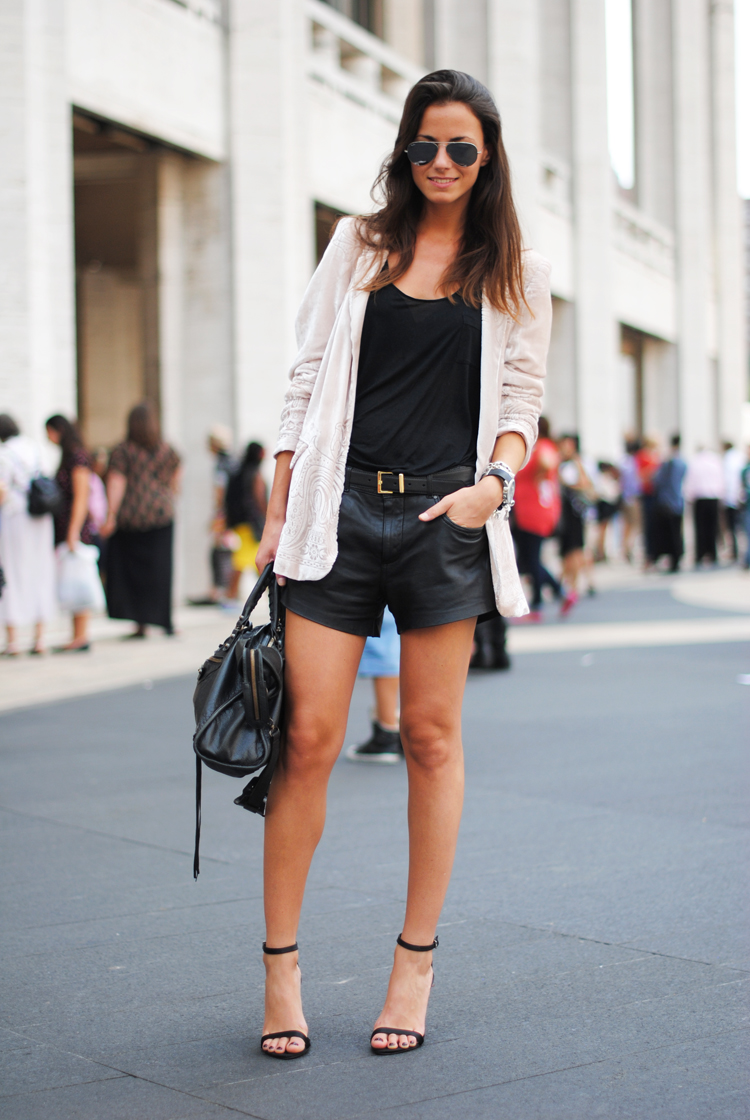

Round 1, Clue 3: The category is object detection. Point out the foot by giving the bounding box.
[559,590,578,617]
[261,950,308,1057]
[371,943,434,1052]
[345,721,403,764]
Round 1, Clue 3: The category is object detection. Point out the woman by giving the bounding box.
[255,70,551,1058]
[224,441,267,603]
[46,414,96,651]
[557,433,595,614]
[0,415,56,655]
[512,415,562,620]
[102,403,181,638]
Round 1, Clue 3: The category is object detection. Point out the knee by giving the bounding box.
[283,719,339,779]
[400,714,458,772]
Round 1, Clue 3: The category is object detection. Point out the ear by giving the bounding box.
[480,147,491,167]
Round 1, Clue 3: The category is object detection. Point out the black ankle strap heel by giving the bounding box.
[396,934,438,952]
[370,933,438,1055]
[260,941,311,1060]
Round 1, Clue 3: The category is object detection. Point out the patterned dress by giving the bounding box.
[105,441,181,630]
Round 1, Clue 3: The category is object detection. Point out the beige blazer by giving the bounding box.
[273,217,552,617]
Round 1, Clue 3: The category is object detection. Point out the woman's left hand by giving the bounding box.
[418,475,504,529]
[66,532,80,552]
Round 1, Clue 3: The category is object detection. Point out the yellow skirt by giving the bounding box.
[231,524,260,572]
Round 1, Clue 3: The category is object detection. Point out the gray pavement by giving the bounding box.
[1,584,749,1119]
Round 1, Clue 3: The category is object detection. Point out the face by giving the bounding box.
[46,425,60,446]
[409,101,489,206]
[559,437,575,459]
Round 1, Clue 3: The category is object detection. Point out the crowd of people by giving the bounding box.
[508,421,750,622]
[2,402,748,655]
[0,404,181,656]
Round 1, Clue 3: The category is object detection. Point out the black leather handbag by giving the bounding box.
[192,563,284,878]
[27,475,62,517]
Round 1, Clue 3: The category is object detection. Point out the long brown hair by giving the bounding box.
[127,402,161,451]
[354,70,526,317]
[46,414,86,469]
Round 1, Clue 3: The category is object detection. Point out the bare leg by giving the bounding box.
[262,610,365,1055]
[373,675,400,728]
[4,625,19,655]
[32,621,45,653]
[227,569,242,601]
[371,617,474,1051]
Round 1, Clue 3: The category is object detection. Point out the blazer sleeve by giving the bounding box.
[275,217,362,456]
[496,253,553,469]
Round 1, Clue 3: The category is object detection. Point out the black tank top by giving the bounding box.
[347,283,481,476]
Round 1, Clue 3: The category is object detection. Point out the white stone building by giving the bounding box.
[2,0,746,595]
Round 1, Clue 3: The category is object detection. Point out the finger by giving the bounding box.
[418,498,450,522]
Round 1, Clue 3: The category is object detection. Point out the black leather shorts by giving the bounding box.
[282,472,497,636]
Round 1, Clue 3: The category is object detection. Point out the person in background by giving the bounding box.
[635,437,661,567]
[557,433,595,615]
[101,403,181,638]
[592,462,621,563]
[225,442,267,604]
[188,424,236,606]
[740,450,750,570]
[0,415,56,656]
[684,446,724,567]
[651,434,687,572]
[511,415,561,622]
[619,438,642,563]
[721,440,744,563]
[45,414,96,652]
[346,607,403,763]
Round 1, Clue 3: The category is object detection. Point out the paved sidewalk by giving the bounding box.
[0,575,748,1118]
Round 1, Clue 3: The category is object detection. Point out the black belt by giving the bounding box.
[345,466,475,496]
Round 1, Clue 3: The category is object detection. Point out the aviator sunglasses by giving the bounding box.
[405,140,480,167]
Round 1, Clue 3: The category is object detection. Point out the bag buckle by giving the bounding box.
[377,470,405,494]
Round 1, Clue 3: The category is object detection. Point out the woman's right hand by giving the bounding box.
[256,516,286,584]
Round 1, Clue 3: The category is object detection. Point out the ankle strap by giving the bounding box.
[397,934,439,952]
[262,942,298,955]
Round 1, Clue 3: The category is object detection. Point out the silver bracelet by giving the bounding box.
[482,461,516,517]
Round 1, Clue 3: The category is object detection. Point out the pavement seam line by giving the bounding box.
[467,914,750,973]
[341,1024,750,1119]
[0,802,231,866]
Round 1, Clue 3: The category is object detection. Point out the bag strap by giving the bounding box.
[239,562,275,623]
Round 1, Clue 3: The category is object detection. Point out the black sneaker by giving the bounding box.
[345,721,404,764]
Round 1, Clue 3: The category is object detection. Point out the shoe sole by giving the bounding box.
[344,746,403,764]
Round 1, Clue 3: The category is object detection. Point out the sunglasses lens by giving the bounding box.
[446,143,478,166]
[406,142,438,165]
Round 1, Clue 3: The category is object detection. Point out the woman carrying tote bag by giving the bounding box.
[255,70,552,1058]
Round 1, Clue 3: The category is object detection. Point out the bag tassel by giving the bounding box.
[193,755,202,880]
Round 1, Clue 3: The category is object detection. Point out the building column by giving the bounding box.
[671,0,714,452]
[0,0,76,440]
[228,0,312,451]
[710,0,747,444]
[570,0,619,458]
[486,0,541,243]
[632,0,675,228]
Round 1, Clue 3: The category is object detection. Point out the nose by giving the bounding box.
[432,144,453,171]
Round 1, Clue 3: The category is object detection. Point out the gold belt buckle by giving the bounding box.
[377,471,405,494]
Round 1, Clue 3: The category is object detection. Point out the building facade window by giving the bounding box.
[320,0,383,39]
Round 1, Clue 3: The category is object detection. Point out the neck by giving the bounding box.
[419,194,470,241]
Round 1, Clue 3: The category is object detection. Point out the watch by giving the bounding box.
[483,460,516,517]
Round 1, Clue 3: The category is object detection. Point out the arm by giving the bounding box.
[67,466,91,549]
[496,256,553,469]
[100,470,127,538]
[421,258,552,529]
[255,452,292,582]
[275,218,362,456]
